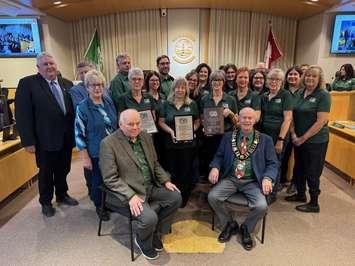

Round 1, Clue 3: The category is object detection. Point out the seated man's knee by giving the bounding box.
[208,190,219,205]
[140,208,158,228]
[171,190,182,207]
[252,199,268,213]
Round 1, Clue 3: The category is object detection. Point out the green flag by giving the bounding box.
[84,29,103,71]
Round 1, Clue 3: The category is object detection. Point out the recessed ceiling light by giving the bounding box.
[309,0,319,2]
[53,1,62,5]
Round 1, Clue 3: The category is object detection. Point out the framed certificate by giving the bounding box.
[203,107,224,135]
[139,110,157,134]
[174,115,194,142]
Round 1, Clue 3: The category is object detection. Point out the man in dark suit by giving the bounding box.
[15,52,78,217]
[99,109,182,260]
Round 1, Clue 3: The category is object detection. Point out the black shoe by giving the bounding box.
[134,236,159,260]
[153,235,164,252]
[56,195,79,206]
[240,224,253,251]
[295,203,320,213]
[285,194,307,203]
[96,207,110,221]
[42,204,55,217]
[277,183,287,192]
[286,183,296,194]
[218,221,239,243]
[267,195,277,205]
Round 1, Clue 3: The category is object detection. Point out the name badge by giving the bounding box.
[275,98,281,104]
[184,107,191,112]
[144,98,151,104]
[222,103,229,108]
[309,97,316,103]
[245,99,251,104]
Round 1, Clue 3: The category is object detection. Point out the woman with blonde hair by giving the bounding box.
[159,78,200,207]
[285,66,331,213]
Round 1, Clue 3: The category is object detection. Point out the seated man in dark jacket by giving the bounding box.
[208,107,279,251]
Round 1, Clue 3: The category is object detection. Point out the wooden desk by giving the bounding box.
[326,121,355,183]
[0,136,38,202]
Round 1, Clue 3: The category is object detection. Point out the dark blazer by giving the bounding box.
[15,73,75,151]
[210,130,279,186]
[99,130,170,201]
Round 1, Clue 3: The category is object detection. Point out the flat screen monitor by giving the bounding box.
[330,14,355,54]
[0,18,42,57]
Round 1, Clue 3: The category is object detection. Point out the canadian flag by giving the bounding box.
[264,27,283,69]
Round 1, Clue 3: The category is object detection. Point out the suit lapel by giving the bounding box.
[117,130,140,167]
[37,73,64,114]
[57,77,71,112]
[141,133,155,174]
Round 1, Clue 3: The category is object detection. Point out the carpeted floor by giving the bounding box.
[0,158,355,265]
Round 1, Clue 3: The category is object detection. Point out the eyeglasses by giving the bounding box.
[149,79,160,83]
[253,76,264,80]
[89,83,104,88]
[212,79,224,82]
[267,78,282,82]
[188,79,198,83]
[132,77,143,82]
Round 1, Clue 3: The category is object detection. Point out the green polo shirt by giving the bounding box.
[331,78,355,91]
[110,72,131,108]
[117,91,156,113]
[160,100,199,148]
[151,93,167,119]
[260,89,293,143]
[160,74,174,97]
[200,92,237,132]
[128,136,152,186]
[293,88,331,144]
[229,131,255,186]
[229,89,260,112]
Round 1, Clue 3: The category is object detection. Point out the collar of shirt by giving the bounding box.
[46,78,59,86]
[238,130,254,143]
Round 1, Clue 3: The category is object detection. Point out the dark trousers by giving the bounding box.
[35,144,72,205]
[166,147,196,204]
[90,157,103,208]
[199,134,223,179]
[294,142,328,202]
[84,167,92,195]
[280,140,296,184]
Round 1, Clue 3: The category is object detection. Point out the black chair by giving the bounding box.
[211,192,267,244]
[97,186,160,262]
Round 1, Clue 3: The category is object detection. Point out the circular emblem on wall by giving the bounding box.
[173,36,195,64]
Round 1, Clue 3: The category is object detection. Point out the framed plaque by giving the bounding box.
[203,107,224,135]
[174,115,194,142]
[139,110,157,134]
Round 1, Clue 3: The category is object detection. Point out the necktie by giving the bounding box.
[49,80,66,114]
[235,136,248,179]
[240,136,248,155]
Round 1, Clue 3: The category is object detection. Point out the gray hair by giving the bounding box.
[128,67,144,81]
[84,69,106,88]
[209,70,225,83]
[77,61,95,69]
[116,53,130,65]
[267,68,285,82]
[36,51,54,65]
[167,77,192,105]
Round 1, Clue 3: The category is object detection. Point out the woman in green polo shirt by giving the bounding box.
[259,68,293,202]
[330,64,355,91]
[281,66,303,194]
[285,66,331,213]
[199,70,238,180]
[159,77,200,207]
[229,67,261,121]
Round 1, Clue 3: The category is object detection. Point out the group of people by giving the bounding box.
[14,51,336,260]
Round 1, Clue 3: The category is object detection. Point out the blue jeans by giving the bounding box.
[90,157,103,208]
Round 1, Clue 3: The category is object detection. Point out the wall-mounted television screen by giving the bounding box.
[0,18,41,57]
[331,14,355,54]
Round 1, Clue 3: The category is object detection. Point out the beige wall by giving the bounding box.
[0,16,74,88]
[295,12,355,83]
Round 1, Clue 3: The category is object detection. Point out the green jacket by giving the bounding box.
[99,130,170,202]
[110,72,131,108]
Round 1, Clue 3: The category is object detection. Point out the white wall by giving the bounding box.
[0,16,74,88]
[295,12,355,83]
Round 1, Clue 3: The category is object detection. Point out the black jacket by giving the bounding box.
[15,73,75,151]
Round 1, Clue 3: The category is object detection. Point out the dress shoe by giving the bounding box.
[286,183,296,194]
[218,221,239,243]
[42,204,55,217]
[295,203,320,213]
[135,236,159,260]
[56,195,79,206]
[96,207,110,221]
[153,235,164,252]
[240,224,253,251]
[285,194,307,203]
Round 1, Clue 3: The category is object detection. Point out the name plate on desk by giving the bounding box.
[203,107,224,135]
[139,110,157,134]
[174,115,194,142]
